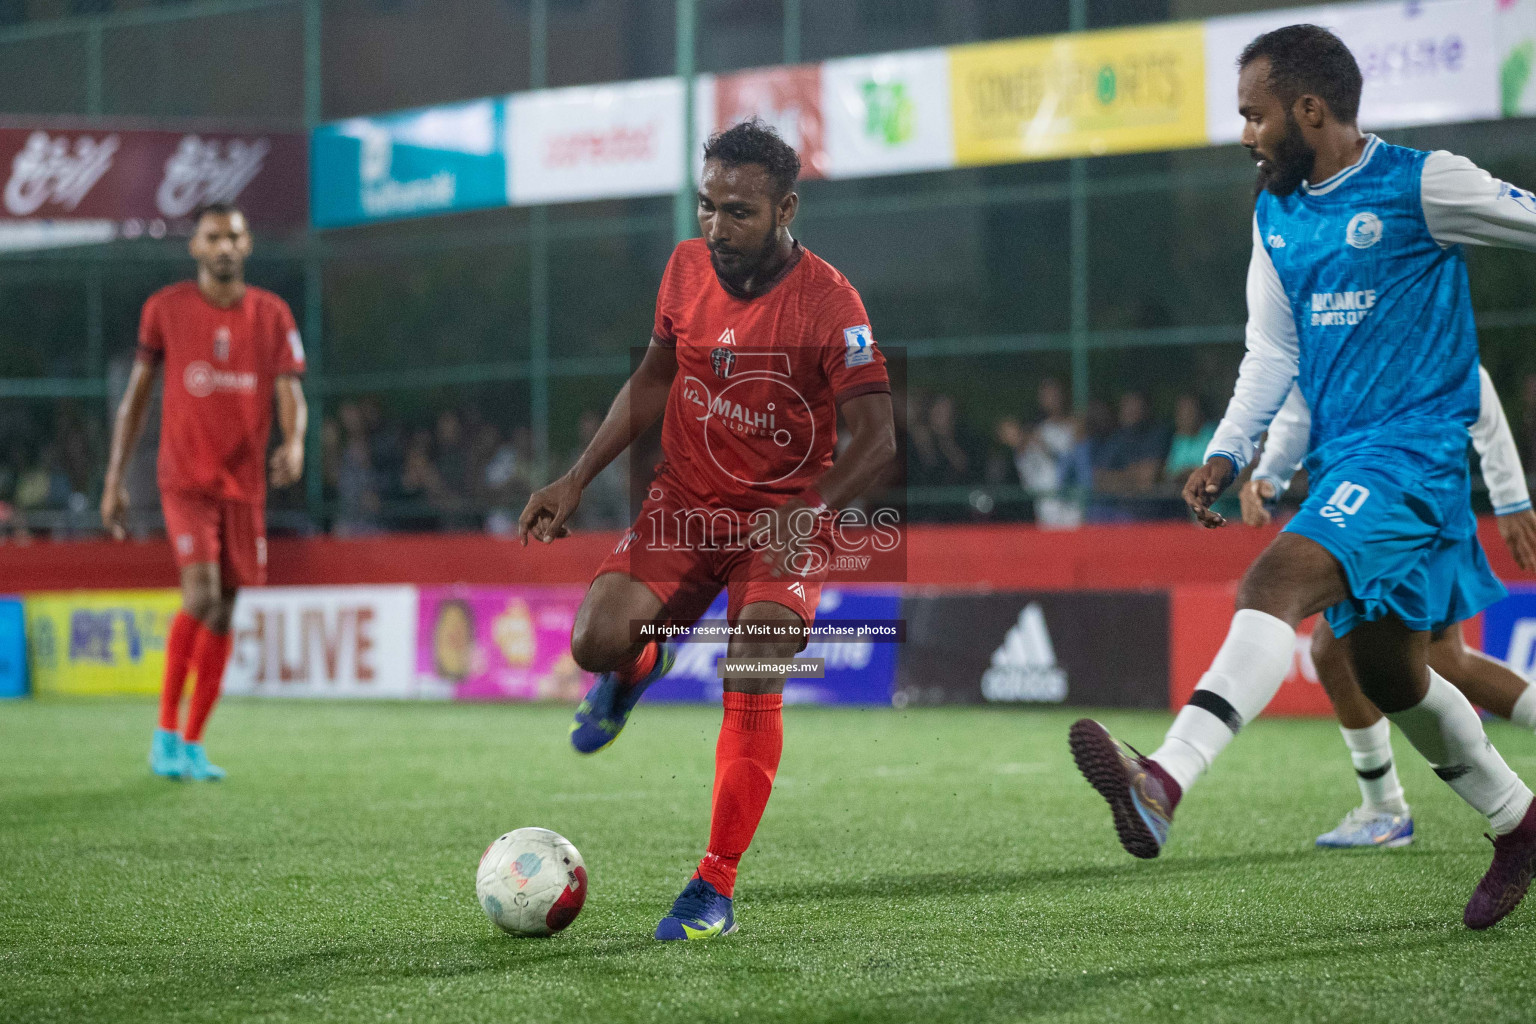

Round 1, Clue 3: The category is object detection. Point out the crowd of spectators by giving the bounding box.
[13,367,1536,539]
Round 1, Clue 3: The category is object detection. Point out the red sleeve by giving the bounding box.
[272,299,307,376]
[816,285,889,403]
[136,295,165,364]
[652,247,682,347]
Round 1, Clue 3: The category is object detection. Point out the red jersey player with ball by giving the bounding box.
[519,121,897,940]
[102,203,308,781]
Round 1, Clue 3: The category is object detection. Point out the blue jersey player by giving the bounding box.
[1068,24,1536,930]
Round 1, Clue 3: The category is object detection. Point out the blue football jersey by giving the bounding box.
[1255,136,1480,487]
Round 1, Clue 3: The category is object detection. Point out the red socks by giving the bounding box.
[615,641,658,686]
[694,692,784,898]
[182,627,233,744]
[158,612,201,731]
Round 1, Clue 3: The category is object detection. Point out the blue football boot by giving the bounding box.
[149,728,185,779]
[1315,806,1414,849]
[180,741,226,781]
[570,641,674,755]
[654,877,736,941]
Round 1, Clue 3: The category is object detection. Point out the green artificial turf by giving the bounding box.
[3,698,1536,1023]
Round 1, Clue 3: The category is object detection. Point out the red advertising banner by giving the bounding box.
[711,65,828,179]
[0,124,307,234]
[1169,583,1485,718]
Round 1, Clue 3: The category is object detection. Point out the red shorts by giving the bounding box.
[593,485,829,635]
[161,489,267,588]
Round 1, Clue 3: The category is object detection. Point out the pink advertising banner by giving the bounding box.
[0,123,308,233]
[416,585,593,702]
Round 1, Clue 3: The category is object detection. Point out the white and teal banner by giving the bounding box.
[311,98,509,228]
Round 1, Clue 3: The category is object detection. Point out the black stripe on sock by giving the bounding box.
[1356,761,1392,781]
[1433,764,1472,782]
[1188,689,1243,734]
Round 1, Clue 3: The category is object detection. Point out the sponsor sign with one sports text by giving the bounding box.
[1203,0,1498,144]
[0,125,306,233]
[948,21,1207,165]
[224,586,419,698]
[895,591,1168,707]
[415,585,592,701]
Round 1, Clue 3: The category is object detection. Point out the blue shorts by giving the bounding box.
[1285,460,1505,638]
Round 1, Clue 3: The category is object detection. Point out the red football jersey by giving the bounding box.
[653,239,889,510]
[137,282,306,504]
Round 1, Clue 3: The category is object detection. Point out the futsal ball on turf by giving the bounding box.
[475,827,588,936]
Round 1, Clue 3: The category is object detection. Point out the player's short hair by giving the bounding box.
[192,202,246,229]
[1238,24,1362,124]
[702,118,801,199]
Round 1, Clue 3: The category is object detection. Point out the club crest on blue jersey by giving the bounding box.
[710,347,736,379]
[844,324,874,368]
[1346,211,1383,249]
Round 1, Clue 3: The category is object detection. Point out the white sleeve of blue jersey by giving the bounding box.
[1204,216,1300,474]
[1471,364,1532,515]
[1422,151,1536,251]
[1252,384,1311,494]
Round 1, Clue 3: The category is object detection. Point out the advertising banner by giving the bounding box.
[948,21,1207,165]
[645,586,901,705]
[822,48,954,178]
[894,590,1168,708]
[0,598,24,697]
[1169,584,1338,716]
[311,98,508,228]
[25,589,180,696]
[224,586,419,698]
[507,77,685,205]
[696,64,828,179]
[1479,584,1536,674]
[416,585,591,701]
[1204,0,1498,144]
[0,124,307,233]
[1499,0,1536,117]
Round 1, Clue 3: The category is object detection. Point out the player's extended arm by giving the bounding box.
[270,374,307,489]
[518,338,679,545]
[806,391,897,510]
[1186,217,1300,528]
[100,358,161,540]
[1469,364,1536,572]
[1421,152,1536,252]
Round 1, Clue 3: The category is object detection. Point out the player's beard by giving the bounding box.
[708,228,779,291]
[1251,112,1314,198]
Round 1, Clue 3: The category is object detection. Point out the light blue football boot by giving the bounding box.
[1315,806,1414,849]
[149,728,185,779]
[654,877,736,941]
[569,641,675,754]
[180,741,227,781]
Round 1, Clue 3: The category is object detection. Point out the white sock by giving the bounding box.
[1511,682,1536,731]
[1151,609,1296,793]
[1339,719,1407,815]
[1387,669,1534,835]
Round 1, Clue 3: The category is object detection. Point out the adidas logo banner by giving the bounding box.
[893,592,1169,709]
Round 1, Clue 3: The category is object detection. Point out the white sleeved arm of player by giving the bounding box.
[1250,367,1532,513]
[1471,365,1532,515]
[1251,384,1310,494]
[1422,151,1536,251]
[1203,216,1300,474]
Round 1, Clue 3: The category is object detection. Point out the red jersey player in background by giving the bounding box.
[519,120,897,940]
[102,203,307,781]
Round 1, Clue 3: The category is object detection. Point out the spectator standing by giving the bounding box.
[1089,391,1170,522]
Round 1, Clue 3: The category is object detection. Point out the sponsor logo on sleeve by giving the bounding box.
[843,324,874,368]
